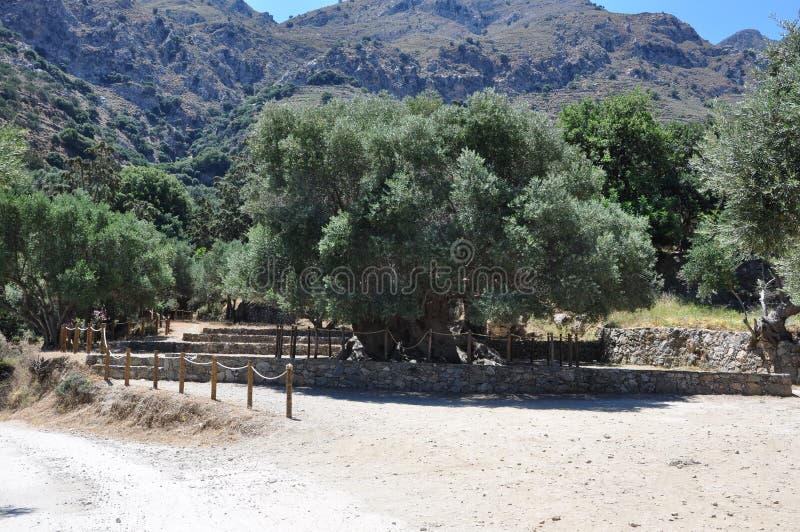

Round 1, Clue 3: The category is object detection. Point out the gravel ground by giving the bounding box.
[2,379,800,531]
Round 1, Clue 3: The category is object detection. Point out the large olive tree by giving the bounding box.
[246,91,657,360]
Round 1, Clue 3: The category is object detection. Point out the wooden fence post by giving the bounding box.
[247,361,253,409]
[179,352,185,394]
[467,332,473,364]
[328,329,332,358]
[290,325,296,359]
[307,326,311,359]
[86,327,93,355]
[211,356,218,400]
[73,327,80,354]
[101,324,108,353]
[165,317,170,336]
[104,348,110,381]
[314,328,319,359]
[574,335,580,368]
[275,324,282,358]
[427,330,433,362]
[506,333,512,362]
[59,325,66,352]
[567,334,573,367]
[153,351,160,389]
[125,348,131,387]
[384,330,389,360]
[559,334,563,367]
[285,364,293,419]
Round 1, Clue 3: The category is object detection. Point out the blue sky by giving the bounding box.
[245,0,798,43]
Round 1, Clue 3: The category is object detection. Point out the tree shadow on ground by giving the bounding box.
[0,506,34,518]
[293,388,688,413]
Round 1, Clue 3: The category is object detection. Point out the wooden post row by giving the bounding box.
[286,364,293,419]
[247,361,253,410]
[179,353,186,394]
[125,348,131,387]
[211,356,218,400]
[153,351,159,390]
[59,325,67,352]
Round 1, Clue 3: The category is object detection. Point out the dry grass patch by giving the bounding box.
[0,338,277,445]
[605,295,748,331]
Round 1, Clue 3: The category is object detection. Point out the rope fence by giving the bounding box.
[60,311,178,353]
[98,345,295,418]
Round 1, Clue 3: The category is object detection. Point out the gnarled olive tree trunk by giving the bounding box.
[353,294,461,363]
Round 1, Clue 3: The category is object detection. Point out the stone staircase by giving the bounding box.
[88,325,344,381]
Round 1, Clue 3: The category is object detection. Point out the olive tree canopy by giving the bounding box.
[246,91,657,360]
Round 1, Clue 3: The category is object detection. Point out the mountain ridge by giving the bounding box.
[0,0,764,168]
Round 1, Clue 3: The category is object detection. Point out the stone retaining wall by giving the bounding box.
[603,327,800,383]
[91,355,793,397]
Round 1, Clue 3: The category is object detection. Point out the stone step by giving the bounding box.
[89,352,331,367]
[202,327,350,337]
[119,340,342,357]
[183,332,346,344]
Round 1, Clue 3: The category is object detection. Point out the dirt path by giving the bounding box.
[3,381,800,531]
[0,422,403,531]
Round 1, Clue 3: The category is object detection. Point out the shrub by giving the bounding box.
[55,372,97,408]
[307,69,354,86]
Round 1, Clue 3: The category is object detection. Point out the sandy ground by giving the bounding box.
[2,381,800,531]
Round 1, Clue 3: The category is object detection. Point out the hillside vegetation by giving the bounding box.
[0,0,766,166]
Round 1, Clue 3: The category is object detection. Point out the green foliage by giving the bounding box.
[307,69,355,86]
[246,91,657,330]
[54,372,96,408]
[117,166,192,238]
[0,190,176,346]
[560,89,710,249]
[65,142,121,203]
[191,147,231,184]
[684,21,800,299]
[0,127,29,191]
[679,219,740,301]
[56,127,94,157]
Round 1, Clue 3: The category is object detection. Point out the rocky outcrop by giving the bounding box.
[719,30,773,52]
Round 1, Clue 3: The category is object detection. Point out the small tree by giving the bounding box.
[560,90,710,250]
[0,191,175,346]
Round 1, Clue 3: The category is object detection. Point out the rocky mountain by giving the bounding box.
[0,0,764,168]
[719,29,773,52]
